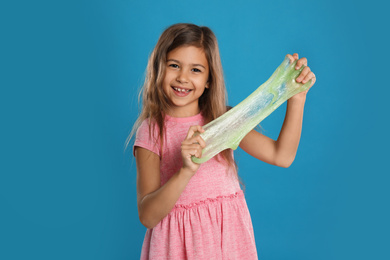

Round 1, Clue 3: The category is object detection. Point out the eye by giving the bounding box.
[192,68,202,73]
[169,64,179,68]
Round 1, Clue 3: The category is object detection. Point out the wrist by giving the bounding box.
[288,93,307,104]
[179,166,197,179]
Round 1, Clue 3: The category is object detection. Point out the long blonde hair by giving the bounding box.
[125,23,244,189]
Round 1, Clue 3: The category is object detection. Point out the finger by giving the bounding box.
[285,54,295,63]
[188,149,199,158]
[194,147,202,158]
[191,135,206,148]
[310,76,316,87]
[308,73,316,86]
[296,66,311,82]
[293,53,299,60]
[184,150,198,159]
[302,71,315,84]
[181,143,201,151]
[185,125,204,139]
[182,144,203,158]
[197,125,205,133]
[181,136,206,149]
[185,126,197,139]
[295,57,307,70]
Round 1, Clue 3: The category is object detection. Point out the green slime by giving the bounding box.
[191,57,312,164]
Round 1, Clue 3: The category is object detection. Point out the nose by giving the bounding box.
[176,70,189,84]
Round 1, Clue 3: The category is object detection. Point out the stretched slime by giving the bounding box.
[191,57,312,164]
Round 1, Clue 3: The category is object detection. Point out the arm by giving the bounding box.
[239,53,316,168]
[135,125,205,229]
[135,147,194,229]
[239,96,305,168]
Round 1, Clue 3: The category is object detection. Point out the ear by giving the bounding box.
[205,82,209,89]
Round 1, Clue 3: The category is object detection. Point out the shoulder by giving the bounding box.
[136,118,160,137]
[133,118,161,157]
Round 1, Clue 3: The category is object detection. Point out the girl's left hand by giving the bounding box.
[286,53,316,100]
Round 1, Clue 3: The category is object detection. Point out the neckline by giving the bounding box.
[164,112,203,122]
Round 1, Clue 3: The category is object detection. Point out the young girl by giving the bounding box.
[128,23,316,259]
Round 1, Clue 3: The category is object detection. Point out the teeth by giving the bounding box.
[173,87,190,93]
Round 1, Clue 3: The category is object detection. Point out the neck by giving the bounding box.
[166,108,200,118]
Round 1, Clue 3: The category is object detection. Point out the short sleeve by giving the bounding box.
[133,119,161,157]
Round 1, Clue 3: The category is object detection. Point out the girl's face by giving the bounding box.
[162,45,209,117]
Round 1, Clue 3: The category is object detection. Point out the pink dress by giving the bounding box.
[134,113,258,259]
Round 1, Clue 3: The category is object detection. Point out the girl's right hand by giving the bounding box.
[181,125,206,176]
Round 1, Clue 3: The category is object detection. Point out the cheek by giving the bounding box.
[162,74,171,87]
[163,71,175,84]
[198,76,209,86]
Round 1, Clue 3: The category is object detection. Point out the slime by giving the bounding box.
[191,57,312,164]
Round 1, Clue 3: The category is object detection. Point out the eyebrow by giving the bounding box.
[166,59,206,69]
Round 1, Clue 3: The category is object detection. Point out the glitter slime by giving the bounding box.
[191,57,312,164]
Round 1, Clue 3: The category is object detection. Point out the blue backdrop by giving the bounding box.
[1,0,389,259]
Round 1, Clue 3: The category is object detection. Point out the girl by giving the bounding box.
[128,23,316,259]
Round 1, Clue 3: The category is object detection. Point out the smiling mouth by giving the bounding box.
[172,86,192,93]
[171,86,192,97]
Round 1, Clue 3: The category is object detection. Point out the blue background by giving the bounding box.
[1,0,389,259]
